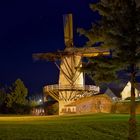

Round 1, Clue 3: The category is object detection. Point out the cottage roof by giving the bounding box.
[104,88,117,98]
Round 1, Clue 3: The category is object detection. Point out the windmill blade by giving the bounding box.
[63,14,73,48]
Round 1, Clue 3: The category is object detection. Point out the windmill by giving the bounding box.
[33,14,109,115]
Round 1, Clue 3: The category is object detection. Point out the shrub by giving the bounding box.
[45,102,58,115]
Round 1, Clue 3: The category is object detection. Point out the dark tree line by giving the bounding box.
[0,79,33,114]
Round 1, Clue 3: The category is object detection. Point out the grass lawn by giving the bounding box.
[0,113,140,140]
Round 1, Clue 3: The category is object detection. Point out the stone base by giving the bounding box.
[59,100,76,115]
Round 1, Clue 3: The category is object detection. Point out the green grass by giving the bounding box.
[0,114,140,140]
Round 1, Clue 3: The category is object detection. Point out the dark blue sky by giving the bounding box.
[0,0,99,94]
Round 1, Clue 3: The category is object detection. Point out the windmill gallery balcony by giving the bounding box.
[44,84,100,101]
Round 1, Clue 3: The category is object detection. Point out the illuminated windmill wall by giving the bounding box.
[33,14,109,115]
[59,14,84,103]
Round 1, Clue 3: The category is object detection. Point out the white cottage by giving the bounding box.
[121,81,140,100]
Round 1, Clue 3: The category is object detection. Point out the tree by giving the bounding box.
[6,79,28,114]
[0,88,7,113]
[0,88,6,106]
[78,0,140,139]
[45,102,58,115]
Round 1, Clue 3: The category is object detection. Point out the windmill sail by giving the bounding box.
[63,14,73,48]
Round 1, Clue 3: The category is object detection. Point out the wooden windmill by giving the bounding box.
[33,14,109,115]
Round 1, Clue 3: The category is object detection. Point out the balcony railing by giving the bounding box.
[44,84,99,92]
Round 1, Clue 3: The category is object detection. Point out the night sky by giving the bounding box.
[0,0,99,94]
